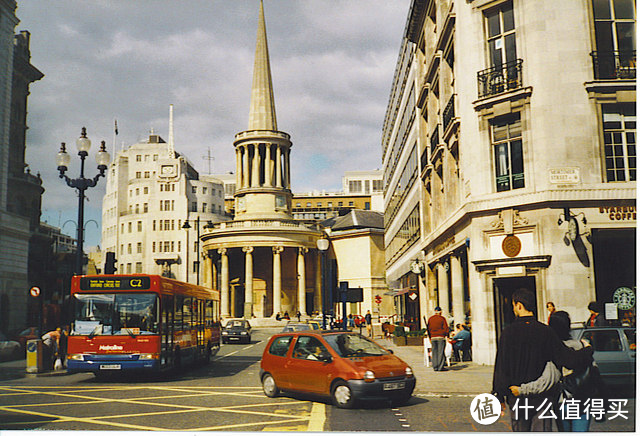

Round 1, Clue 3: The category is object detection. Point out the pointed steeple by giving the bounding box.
[248,0,278,131]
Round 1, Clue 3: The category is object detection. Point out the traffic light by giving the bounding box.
[105,251,117,274]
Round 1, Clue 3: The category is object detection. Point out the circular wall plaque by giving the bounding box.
[502,235,522,257]
[613,287,635,310]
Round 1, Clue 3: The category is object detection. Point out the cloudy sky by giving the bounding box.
[15,0,410,246]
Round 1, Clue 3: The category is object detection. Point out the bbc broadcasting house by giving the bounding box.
[382,0,635,364]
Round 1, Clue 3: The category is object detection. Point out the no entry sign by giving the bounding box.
[29,286,40,297]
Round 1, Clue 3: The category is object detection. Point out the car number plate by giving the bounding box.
[100,364,121,370]
[383,382,405,391]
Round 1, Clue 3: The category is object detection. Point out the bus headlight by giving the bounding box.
[222,331,229,335]
[139,354,158,360]
[364,370,375,382]
[67,354,83,361]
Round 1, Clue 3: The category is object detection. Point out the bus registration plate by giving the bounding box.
[100,364,121,370]
[383,381,405,391]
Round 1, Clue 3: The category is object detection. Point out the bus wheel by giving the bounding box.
[204,343,212,364]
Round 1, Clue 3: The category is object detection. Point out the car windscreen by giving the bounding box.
[324,333,389,357]
[72,293,158,336]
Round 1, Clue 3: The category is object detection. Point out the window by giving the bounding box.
[338,201,343,207]
[192,186,197,194]
[292,336,329,360]
[296,203,301,207]
[135,204,139,214]
[153,154,158,161]
[152,242,156,252]
[153,220,156,231]
[144,187,149,194]
[127,243,132,254]
[136,171,141,179]
[328,202,333,207]
[203,187,207,194]
[137,242,142,254]
[592,0,636,79]
[348,201,354,207]
[135,188,139,196]
[144,203,148,213]
[135,262,142,274]
[317,202,322,207]
[191,202,197,212]
[136,155,141,162]
[486,1,516,68]
[144,171,150,178]
[349,180,363,193]
[365,202,370,210]
[202,203,207,213]
[492,114,524,192]
[373,179,384,192]
[137,221,142,231]
[128,222,132,233]
[306,202,311,207]
[364,180,370,194]
[126,263,132,274]
[603,103,636,181]
[269,336,293,356]
[144,155,149,161]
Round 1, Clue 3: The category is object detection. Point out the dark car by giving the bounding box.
[260,331,415,408]
[222,319,252,344]
[572,326,636,386]
[14,327,40,351]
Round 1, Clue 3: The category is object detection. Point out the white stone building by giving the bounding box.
[384,0,636,364]
[101,113,228,284]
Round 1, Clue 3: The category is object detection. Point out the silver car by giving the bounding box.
[572,326,636,386]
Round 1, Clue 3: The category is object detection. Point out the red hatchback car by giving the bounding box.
[260,331,416,408]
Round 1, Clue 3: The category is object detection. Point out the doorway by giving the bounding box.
[493,276,537,339]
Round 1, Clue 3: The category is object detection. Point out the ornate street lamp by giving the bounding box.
[56,127,110,278]
[182,216,203,285]
[316,237,330,330]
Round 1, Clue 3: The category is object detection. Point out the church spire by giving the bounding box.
[248,0,277,131]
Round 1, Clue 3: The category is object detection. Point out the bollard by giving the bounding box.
[26,339,44,373]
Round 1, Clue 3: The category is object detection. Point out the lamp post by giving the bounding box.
[316,237,330,330]
[182,216,208,285]
[56,127,110,278]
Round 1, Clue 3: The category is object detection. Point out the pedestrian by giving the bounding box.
[509,311,606,432]
[41,327,62,370]
[492,288,594,432]
[283,311,290,320]
[450,323,471,362]
[59,325,68,368]
[275,312,281,321]
[584,301,606,327]
[546,301,556,324]
[364,310,372,337]
[296,311,301,322]
[427,307,449,371]
[348,314,355,328]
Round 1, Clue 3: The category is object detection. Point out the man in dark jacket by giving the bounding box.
[585,301,607,327]
[492,288,594,431]
[427,307,449,371]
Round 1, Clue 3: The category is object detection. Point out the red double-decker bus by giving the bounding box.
[66,274,221,375]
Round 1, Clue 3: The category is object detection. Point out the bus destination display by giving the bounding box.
[79,276,151,291]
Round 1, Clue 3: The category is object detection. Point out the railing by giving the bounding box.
[591,51,636,80]
[207,219,321,232]
[430,125,440,156]
[477,59,523,98]
[443,94,455,133]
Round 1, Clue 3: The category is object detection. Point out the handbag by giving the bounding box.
[560,362,602,401]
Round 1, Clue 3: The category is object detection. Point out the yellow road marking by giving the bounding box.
[307,401,326,431]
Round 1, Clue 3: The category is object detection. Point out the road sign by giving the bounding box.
[375,295,382,304]
[29,286,40,297]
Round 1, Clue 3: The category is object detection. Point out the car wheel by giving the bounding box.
[331,381,355,408]
[262,373,280,398]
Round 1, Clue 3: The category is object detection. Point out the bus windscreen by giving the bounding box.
[72,293,158,336]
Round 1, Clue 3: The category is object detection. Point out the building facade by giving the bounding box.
[101,113,227,283]
[384,0,636,364]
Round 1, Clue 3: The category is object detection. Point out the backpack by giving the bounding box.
[560,361,605,402]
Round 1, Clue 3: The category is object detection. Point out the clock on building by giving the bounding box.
[161,165,175,176]
[275,195,286,208]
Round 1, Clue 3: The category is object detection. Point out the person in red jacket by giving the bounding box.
[427,307,450,371]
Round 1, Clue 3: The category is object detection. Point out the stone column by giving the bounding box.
[451,252,465,326]
[203,251,212,289]
[243,246,254,317]
[242,145,249,188]
[285,148,291,189]
[219,248,229,317]
[275,145,282,188]
[251,144,259,187]
[437,261,450,318]
[265,144,273,187]
[297,247,308,316]
[272,246,283,317]
[235,147,242,189]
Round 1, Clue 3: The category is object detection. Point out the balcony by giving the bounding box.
[591,51,636,80]
[477,59,523,99]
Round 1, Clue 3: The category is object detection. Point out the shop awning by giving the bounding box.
[384,287,415,297]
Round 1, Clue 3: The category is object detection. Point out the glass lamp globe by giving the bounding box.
[76,127,92,152]
[96,141,111,166]
[316,238,330,251]
[56,143,71,167]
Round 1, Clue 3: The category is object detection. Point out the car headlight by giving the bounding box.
[364,370,375,382]
[222,331,228,335]
[67,354,83,361]
[241,331,247,335]
[405,366,413,377]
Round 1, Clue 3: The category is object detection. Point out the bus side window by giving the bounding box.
[205,300,213,327]
[175,296,183,331]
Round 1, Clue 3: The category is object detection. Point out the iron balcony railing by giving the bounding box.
[591,51,636,80]
[443,94,455,132]
[430,125,440,156]
[477,59,523,99]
